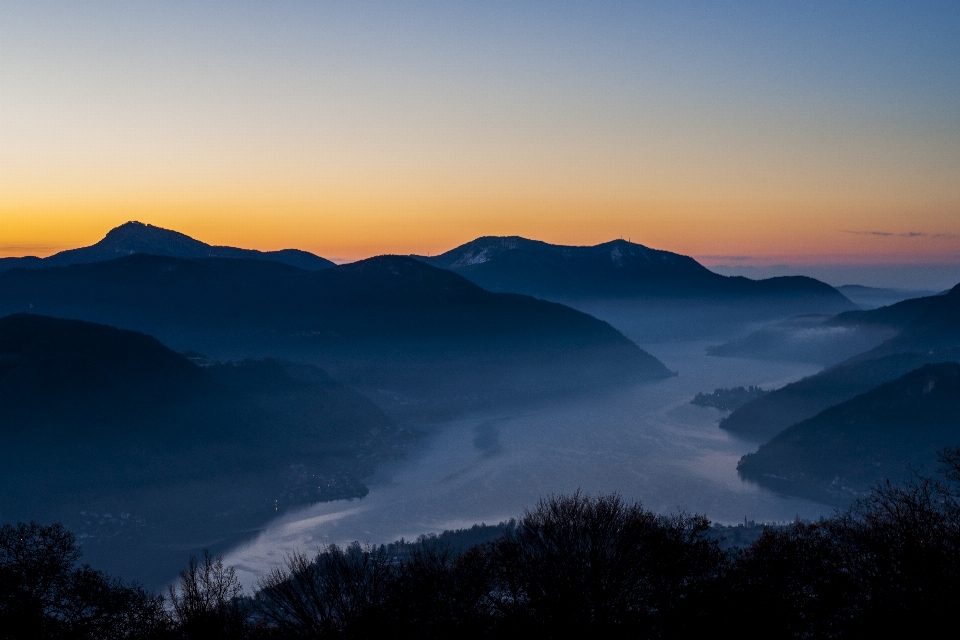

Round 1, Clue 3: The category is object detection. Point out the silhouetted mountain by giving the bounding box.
[827,293,944,330]
[836,284,941,309]
[706,314,897,366]
[0,254,670,416]
[0,314,401,585]
[858,283,960,358]
[738,362,960,504]
[0,221,334,272]
[707,291,950,366]
[415,236,852,308]
[718,350,960,441]
[717,285,960,440]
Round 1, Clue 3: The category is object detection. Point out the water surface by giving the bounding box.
[225,341,830,587]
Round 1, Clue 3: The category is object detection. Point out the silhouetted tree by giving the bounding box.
[367,542,494,639]
[168,550,246,640]
[488,491,725,638]
[728,449,960,638]
[0,521,165,640]
[253,543,392,638]
[843,474,960,636]
[727,520,859,639]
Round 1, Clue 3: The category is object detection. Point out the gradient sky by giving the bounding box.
[2,1,959,272]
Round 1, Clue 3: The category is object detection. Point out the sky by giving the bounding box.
[2,1,959,284]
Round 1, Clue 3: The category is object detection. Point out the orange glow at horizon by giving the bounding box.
[3,188,958,266]
[3,4,959,268]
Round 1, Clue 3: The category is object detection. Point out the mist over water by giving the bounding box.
[225,341,828,588]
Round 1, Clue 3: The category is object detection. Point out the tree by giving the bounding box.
[0,521,165,640]
[372,542,494,639]
[167,550,246,639]
[488,491,725,638]
[253,543,392,637]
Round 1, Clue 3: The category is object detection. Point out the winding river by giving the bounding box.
[224,340,831,588]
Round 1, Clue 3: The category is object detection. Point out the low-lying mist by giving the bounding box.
[223,340,829,589]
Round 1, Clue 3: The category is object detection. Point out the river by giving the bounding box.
[224,339,831,588]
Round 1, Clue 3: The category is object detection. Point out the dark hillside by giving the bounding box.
[0,313,205,430]
[0,221,334,272]
[416,236,852,309]
[738,362,960,503]
[828,293,942,330]
[0,254,671,416]
[719,284,960,440]
[861,283,960,357]
[0,315,402,586]
[718,350,960,441]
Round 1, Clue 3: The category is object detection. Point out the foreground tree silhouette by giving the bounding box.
[488,491,725,638]
[167,550,246,640]
[729,449,960,639]
[370,543,494,639]
[253,543,392,637]
[0,522,165,640]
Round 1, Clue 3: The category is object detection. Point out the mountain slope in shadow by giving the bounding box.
[0,314,402,586]
[0,221,334,272]
[416,236,852,306]
[737,362,960,504]
[0,254,671,417]
[416,236,854,342]
[718,283,960,440]
[718,350,960,441]
[856,283,960,358]
[705,292,945,366]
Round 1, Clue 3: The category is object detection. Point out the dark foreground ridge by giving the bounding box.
[6,464,960,639]
[0,221,335,272]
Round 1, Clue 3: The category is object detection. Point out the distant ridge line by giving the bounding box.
[0,221,335,272]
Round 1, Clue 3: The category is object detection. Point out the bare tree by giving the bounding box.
[168,550,245,639]
[254,543,392,636]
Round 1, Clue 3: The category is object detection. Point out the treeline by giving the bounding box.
[6,452,960,639]
[691,386,768,412]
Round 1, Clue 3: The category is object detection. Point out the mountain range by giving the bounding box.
[0,253,671,416]
[0,221,335,272]
[737,362,960,504]
[0,223,856,350]
[415,236,852,305]
[708,287,954,367]
[859,283,960,358]
[719,284,960,440]
[0,313,404,585]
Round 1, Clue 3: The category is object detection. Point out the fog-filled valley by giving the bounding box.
[4,223,960,637]
[222,339,828,589]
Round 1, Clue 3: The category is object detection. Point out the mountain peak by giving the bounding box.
[414,235,851,306]
[97,221,208,255]
[0,222,334,272]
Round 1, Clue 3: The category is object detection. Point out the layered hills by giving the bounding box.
[860,283,960,358]
[0,314,404,584]
[718,350,960,441]
[705,291,945,366]
[416,236,854,342]
[719,284,960,440]
[737,362,960,504]
[0,254,670,416]
[416,236,852,306]
[0,221,334,272]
